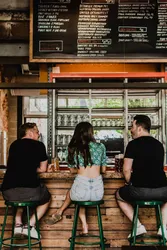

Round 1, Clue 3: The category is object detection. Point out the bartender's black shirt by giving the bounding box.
[125,136,167,188]
[1,138,48,190]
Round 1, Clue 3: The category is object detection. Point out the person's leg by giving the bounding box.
[22,200,51,239]
[13,208,24,235]
[44,189,71,224]
[161,202,167,227]
[116,196,143,227]
[15,207,24,225]
[116,189,142,226]
[79,207,88,234]
[55,189,71,216]
[156,187,167,227]
[116,189,147,238]
[51,189,71,216]
[30,200,50,227]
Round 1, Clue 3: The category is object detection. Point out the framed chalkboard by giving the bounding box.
[30,0,167,62]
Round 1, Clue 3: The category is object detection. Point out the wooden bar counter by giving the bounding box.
[0,170,162,249]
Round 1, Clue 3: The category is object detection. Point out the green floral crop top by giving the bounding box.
[67,142,107,168]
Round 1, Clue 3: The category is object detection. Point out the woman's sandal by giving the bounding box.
[44,214,62,225]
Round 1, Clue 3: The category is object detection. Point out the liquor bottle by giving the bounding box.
[51,157,59,171]
[55,157,60,171]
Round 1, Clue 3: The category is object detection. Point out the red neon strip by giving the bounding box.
[50,72,167,81]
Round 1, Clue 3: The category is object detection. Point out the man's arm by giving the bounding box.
[69,168,77,174]
[123,158,133,184]
[37,160,48,173]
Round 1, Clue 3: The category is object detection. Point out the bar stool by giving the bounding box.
[68,200,107,250]
[129,200,166,246]
[0,201,42,250]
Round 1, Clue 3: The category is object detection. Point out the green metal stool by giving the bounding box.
[129,200,166,246]
[0,201,42,250]
[68,200,107,250]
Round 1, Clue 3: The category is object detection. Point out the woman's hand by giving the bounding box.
[101,166,106,174]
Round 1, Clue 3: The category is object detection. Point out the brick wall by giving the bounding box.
[7,92,17,154]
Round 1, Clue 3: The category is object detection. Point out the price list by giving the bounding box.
[156,0,167,49]
[37,3,71,52]
[118,3,155,44]
[31,0,167,61]
[77,3,112,57]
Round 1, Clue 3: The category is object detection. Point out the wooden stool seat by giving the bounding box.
[0,201,42,250]
[68,200,107,250]
[129,200,166,246]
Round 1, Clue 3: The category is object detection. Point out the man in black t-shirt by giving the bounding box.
[1,123,51,239]
[116,115,167,239]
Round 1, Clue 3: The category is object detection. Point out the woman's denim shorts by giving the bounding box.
[70,174,104,201]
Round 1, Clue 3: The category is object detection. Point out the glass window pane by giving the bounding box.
[25,118,47,150]
[58,99,66,107]
[24,97,47,115]
[91,98,123,108]
[128,97,156,108]
[58,98,89,108]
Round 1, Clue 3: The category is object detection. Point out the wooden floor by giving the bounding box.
[43,247,167,250]
[35,247,167,250]
[122,247,167,250]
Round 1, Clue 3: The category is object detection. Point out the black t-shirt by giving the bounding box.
[1,138,48,190]
[125,136,167,188]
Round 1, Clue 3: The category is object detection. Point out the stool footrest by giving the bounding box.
[129,242,166,246]
[1,237,40,247]
[68,235,107,246]
[129,234,164,240]
[129,234,166,246]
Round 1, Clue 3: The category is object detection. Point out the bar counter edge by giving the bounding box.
[0,170,123,179]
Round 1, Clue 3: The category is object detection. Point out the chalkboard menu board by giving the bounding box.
[30,0,167,62]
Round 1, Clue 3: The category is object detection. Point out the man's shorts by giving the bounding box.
[70,174,104,201]
[2,183,51,205]
[117,184,167,202]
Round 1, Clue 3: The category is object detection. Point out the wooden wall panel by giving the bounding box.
[0,1,29,58]
[0,0,29,10]
[0,22,29,41]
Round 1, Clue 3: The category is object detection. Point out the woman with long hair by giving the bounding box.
[68,121,107,235]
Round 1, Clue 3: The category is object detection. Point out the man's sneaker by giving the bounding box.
[128,224,147,238]
[22,226,40,239]
[157,226,167,240]
[14,225,23,236]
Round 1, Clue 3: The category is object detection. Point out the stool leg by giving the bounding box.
[10,207,17,250]
[26,205,32,250]
[130,204,139,246]
[0,205,9,250]
[70,204,80,250]
[155,205,161,245]
[34,207,42,250]
[96,204,105,250]
[156,205,166,246]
